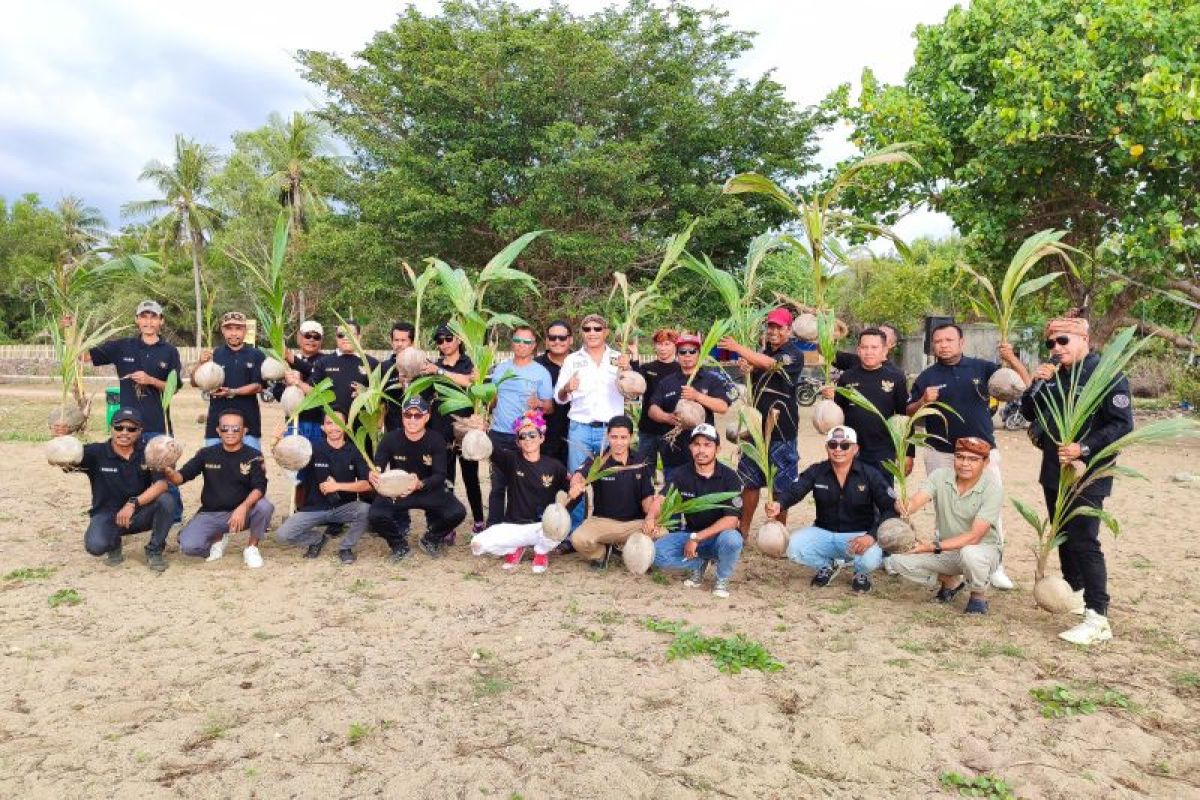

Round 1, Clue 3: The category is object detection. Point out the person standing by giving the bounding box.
[267,320,328,445]
[629,328,680,465]
[829,328,910,476]
[1020,316,1133,645]
[721,307,806,535]
[905,322,1029,590]
[309,320,379,418]
[164,409,273,568]
[382,320,419,432]
[834,322,899,370]
[368,396,467,561]
[192,311,266,450]
[485,325,554,525]
[57,408,177,571]
[535,320,573,462]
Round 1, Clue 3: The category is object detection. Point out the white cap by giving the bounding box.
[135,299,163,316]
[298,320,324,336]
[825,425,857,444]
[690,423,719,443]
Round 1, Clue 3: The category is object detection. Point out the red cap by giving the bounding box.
[765,307,793,327]
[675,332,702,347]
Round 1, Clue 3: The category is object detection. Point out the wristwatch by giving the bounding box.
[688,532,699,542]
[933,542,942,555]
[1078,444,1091,458]
[126,496,141,509]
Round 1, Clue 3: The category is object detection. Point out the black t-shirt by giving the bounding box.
[776,459,897,535]
[909,356,1000,452]
[431,353,475,440]
[835,363,909,459]
[76,441,158,516]
[534,353,569,453]
[493,448,568,524]
[311,352,379,416]
[205,344,267,438]
[267,350,325,425]
[90,336,182,434]
[649,367,736,468]
[751,340,805,443]
[580,452,654,521]
[633,359,682,435]
[299,440,370,510]
[374,428,449,494]
[665,461,743,532]
[178,444,268,512]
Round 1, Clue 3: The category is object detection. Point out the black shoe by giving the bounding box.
[553,539,575,556]
[589,559,607,572]
[851,573,872,593]
[935,581,966,603]
[810,565,836,587]
[388,546,410,563]
[146,552,168,572]
[339,549,356,565]
[304,535,328,559]
[325,524,345,538]
[105,547,124,567]
[418,537,443,559]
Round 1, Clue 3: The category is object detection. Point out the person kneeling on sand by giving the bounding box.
[470,410,570,574]
[568,415,656,570]
[646,424,744,599]
[56,408,178,572]
[273,411,372,564]
[765,425,896,593]
[885,437,1003,615]
[162,410,273,569]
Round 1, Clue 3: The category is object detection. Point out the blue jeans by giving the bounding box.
[567,421,608,530]
[204,435,262,451]
[737,438,800,489]
[786,526,882,575]
[653,528,744,582]
[141,430,183,523]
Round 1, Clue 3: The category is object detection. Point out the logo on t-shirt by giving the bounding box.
[541,474,554,487]
[881,380,894,393]
[239,462,251,476]
[422,454,433,466]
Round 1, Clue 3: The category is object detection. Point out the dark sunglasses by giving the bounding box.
[301,332,323,340]
[217,424,243,433]
[676,348,699,355]
[512,336,534,345]
[335,332,349,339]
[1044,335,1071,349]
[434,335,455,344]
[517,430,541,441]
[826,441,853,451]
[402,411,426,420]
[581,325,604,333]
[112,424,141,433]
[546,334,571,342]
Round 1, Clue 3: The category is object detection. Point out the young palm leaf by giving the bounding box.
[229,211,291,364]
[654,486,743,532]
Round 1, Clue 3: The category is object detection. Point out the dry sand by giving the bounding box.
[1,383,1198,799]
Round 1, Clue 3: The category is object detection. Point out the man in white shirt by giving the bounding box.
[554,313,629,537]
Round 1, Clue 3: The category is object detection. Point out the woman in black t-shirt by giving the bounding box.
[422,324,484,535]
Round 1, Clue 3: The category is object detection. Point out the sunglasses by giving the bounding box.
[402,411,426,420]
[676,348,699,355]
[826,441,853,451]
[217,425,243,433]
[1044,335,1071,349]
[335,332,349,340]
[581,326,605,333]
[434,335,455,344]
[517,430,541,441]
[546,334,571,342]
[512,336,534,345]
[301,332,323,340]
[112,424,141,433]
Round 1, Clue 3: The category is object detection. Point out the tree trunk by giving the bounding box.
[189,228,205,350]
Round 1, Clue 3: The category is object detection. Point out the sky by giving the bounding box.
[0,0,960,240]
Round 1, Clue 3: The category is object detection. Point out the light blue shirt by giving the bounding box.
[489,358,553,434]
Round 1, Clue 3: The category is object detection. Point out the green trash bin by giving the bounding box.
[104,387,122,431]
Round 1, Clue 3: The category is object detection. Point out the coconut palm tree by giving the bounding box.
[122,134,224,348]
[55,196,106,267]
[259,111,332,235]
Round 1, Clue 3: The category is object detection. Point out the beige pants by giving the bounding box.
[572,517,644,561]
[886,544,1001,592]
[922,446,1005,545]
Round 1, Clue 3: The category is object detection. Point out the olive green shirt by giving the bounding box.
[920,468,1003,548]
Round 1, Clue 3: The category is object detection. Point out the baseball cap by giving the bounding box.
[135,300,163,317]
[675,332,702,348]
[111,408,144,428]
[401,396,430,414]
[433,323,455,339]
[298,320,324,336]
[825,425,858,444]
[221,311,248,326]
[690,423,719,443]
[765,307,793,327]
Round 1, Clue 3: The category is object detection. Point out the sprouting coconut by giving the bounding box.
[811,399,844,434]
[988,367,1027,402]
[376,469,417,499]
[193,361,225,392]
[144,434,183,471]
[45,435,84,467]
[541,491,572,542]
[724,405,761,443]
[397,348,428,379]
[876,517,917,554]
[461,428,493,461]
[47,404,87,433]
[272,434,313,471]
[1033,575,1079,614]
[755,520,789,558]
[452,414,486,444]
[622,531,656,574]
[280,385,305,418]
[674,398,706,430]
[791,312,819,341]
[261,356,287,382]
[617,370,647,400]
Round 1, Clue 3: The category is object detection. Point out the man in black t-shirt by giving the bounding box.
[535,319,573,461]
[829,327,911,476]
[61,408,177,571]
[266,320,328,443]
[647,332,735,481]
[164,410,273,569]
[368,396,467,562]
[381,320,420,432]
[309,320,380,417]
[192,311,266,449]
[470,410,569,574]
[646,424,745,599]
[568,415,656,569]
[274,411,373,564]
[630,328,681,464]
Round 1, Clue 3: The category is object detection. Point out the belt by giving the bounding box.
[578,420,607,428]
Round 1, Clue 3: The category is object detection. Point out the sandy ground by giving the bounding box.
[0,382,1198,800]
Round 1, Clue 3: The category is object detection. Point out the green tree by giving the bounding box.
[828,0,1200,347]
[123,134,224,348]
[297,0,818,324]
[0,195,64,340]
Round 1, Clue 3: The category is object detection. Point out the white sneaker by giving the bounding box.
[206,534,230,562]
[989,563,1014,590]
[243,545,264,569]
[1058,609,1113,645]
[1070,589,1086,616]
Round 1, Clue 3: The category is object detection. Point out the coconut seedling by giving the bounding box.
[144,370,183,471]
[626,486,744,575]
[541,490,573,543]
[739,408,788,557]
[46,311,127,436]
[661,319,732,446]
[271,377,336,471]
[811,310,845,434]
[1010,326,1200,612]
[192,280,224,392]
[396,261,437,379]
[958,229,1079,401]
[230,211,292,382]
[323,312,397,470]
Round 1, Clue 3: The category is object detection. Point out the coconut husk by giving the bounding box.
[377,469,417,499]
[47,404,87,434]
[540,503,572,542]
[674,398,705,429]
[45,435,84,467]
[280,385,305,418]
[791,312,819,342]
[144,435,183,471]
[724,405,761,443]
[272,434,313,471]
[1033,575,1078,613]
[193,361,225,392]
[617,369,647,400]
[461,428,493,461]
[397,348,428,379]
[876,517,917,554]
[451,413,486,444]
[987,367,1027,401]
[621,531,656,575]
[811,399,844,434]
[755,521,789,558]
[261,357,287,382]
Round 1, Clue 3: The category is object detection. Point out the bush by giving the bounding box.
[1172,366,1200,406]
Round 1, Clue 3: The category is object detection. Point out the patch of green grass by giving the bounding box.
[898,641,926,655]
[1130,555,1154,570]
[565,597,581,615]
[939,771,1017,799]
[4,567,56,581]
[596,609,623,625]
[582,629,610,643]
[1029,685,1132,718]
[200,716,231,741]
[974,642,1026,660]
[48,588,82,608]
[472,674,513,698]
[650,571,669,585]
[0,430,51,443]
[462,571,486,581]
[252,630,277,641]
[642,617,783,674]
[347,722,372,745]
[884,658,913,668]
[1171,671,1199,691]
[821,597,856,615]
[348,579,376,596]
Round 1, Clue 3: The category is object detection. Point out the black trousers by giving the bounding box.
[1043,485,1109,615]
[445,447,484,523]
[369,489,467,549]
[84,495,179,556]
[485,431,518,526]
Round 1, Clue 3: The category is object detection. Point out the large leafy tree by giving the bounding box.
[828,0,1200,347]
[297,0,818,322]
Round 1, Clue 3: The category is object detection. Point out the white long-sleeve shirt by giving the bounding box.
[554,345,625,424]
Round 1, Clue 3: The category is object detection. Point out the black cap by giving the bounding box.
[402,395,430,413]
[111,408,144,428]
[433,323,454,340]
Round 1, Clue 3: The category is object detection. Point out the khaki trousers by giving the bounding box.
[571,517,644,561]
[886,544,1001,592]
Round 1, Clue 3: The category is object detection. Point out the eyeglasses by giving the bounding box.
[676,348,699,355]
[434,335,454,344]
[112,424,141,433]
[826,441,853,451]
[402,411,426,420]
[517,430,541,441]
[1044,335,1071,349]
[546,334,570,342]
[335,332,349,340]
[217,425,243,433]
[512,336,534,345]
[301,332,322,340]
[581,326,604,333]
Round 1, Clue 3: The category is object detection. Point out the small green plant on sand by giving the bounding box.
[48,588,82,607]
[939,771,1017,799]
[643,618,783,674]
